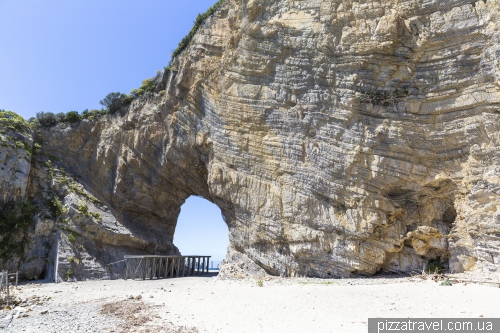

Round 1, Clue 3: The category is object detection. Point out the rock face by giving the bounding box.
[0,129,32,202]
[3,0,500,279]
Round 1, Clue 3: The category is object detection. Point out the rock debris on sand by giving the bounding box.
[1,273,499,333]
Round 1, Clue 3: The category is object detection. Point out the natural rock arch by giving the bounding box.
[30,0,500,279]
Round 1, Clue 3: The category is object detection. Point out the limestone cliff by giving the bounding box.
[2,0,500,279]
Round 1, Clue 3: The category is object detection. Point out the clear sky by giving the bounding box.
[175,196,228,266]
[0,0,229,263]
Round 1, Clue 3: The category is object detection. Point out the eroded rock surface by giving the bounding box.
[2,0,500,279]
[0,130,32,202]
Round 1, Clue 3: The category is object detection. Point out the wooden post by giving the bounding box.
[151,257,154,279]
[165,258,174,279]
[167,257,170,278]
[142,258,147,280]
[176,257,184,277]
[157,258,160,279]
[6,271,9,307]
[176,257,181,278]
[150,257,155,279]
[153,258,157,279]
[138,258,142,279]
[153,258,158,279]
[149,257,153,279]
[149,258,154,279]
[136,258,141,279]
[166,258,170,277]
[181,258,185,277]
[158,258,162,279]
[169,257,174,278]
[168,257,172,278]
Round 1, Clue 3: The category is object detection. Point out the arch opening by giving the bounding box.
[173,196,229,270]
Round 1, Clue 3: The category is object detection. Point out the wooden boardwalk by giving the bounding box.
[124,255,211,280]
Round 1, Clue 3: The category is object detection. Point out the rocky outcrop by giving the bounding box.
[0,129,32,202]
[2,0,500,279]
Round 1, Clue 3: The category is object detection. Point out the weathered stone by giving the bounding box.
[2,0,500,279]
[0,129,32,202]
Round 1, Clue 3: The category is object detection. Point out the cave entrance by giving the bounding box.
[173,196,229,270]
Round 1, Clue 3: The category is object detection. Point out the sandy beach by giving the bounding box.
[1,272,499,333]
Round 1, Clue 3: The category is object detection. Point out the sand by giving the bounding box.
[1,273,499,333]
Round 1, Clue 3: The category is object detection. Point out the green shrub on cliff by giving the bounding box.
[358,88,409,106]
[170,0,226,62]
[36,110,85,127]
[0,201,35,261]
[130,78,157,98]
[81,109,108,120]
[99,92,133,114]
[65,267,74,281]
[0,110,31,134]
[36,112,58,128]
[65,111,82,123]
[51,197,67,217]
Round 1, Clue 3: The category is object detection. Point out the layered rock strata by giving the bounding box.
[2,0,500,279]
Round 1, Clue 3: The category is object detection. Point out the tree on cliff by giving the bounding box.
[99,92,132,114]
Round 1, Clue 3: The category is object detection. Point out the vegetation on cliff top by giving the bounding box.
[29,75,160,129]
[0,110,31,135]
[169,0,226,62]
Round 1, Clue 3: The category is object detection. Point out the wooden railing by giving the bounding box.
[124,255,211,280]
[1,271,18,307]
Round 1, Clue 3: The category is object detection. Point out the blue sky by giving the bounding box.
[175,196,228,265]
[0,0,229,263]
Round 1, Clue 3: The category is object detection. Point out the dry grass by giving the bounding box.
[409,269,500,288]
[100,299,199,333]
[410,269,448,282]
